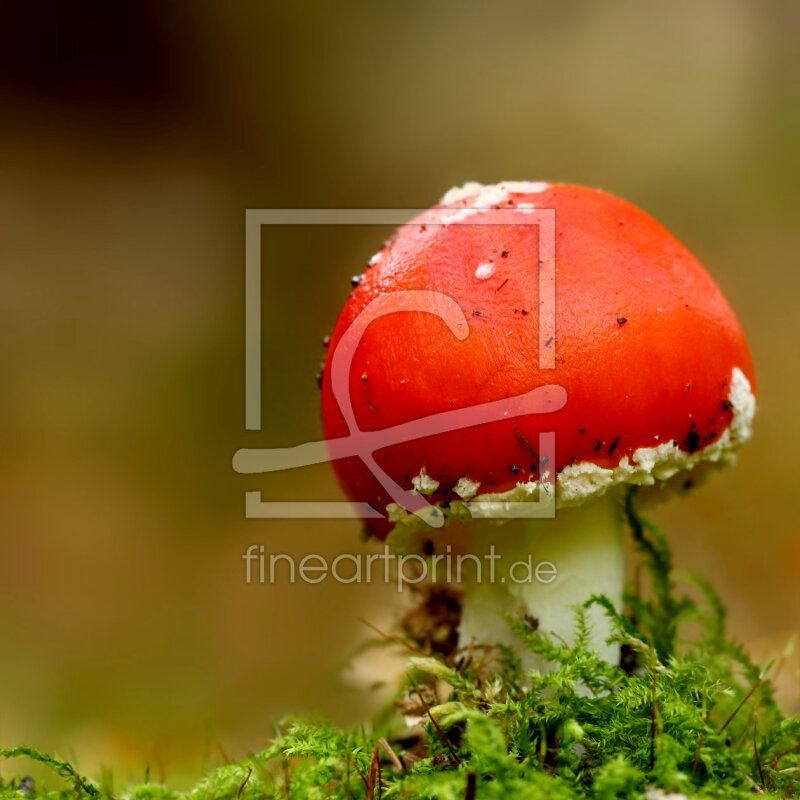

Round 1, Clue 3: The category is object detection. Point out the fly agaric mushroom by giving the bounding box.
[319,182,756,667]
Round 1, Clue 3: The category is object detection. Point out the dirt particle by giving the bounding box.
[400,583,462,657]
[686,429,700,453]
[620,643,638,675]
[617,317,628,327]
[521,613,539,632]
[608,435,621,457]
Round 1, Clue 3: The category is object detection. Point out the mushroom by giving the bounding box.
[320,182,756,668]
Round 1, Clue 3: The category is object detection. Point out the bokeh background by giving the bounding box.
[2,0,798,786]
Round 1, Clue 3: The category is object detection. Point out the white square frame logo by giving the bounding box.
[233,208,559,522]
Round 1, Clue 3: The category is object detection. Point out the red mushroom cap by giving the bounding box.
[320,182,756,539]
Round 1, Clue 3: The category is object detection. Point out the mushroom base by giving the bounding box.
[458,492,625,672]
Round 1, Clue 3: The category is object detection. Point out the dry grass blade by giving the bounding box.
[378,738,403,773]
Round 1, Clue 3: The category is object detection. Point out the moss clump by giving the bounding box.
[2,492,798,799]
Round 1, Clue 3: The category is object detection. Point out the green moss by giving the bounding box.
[2,491,798,798]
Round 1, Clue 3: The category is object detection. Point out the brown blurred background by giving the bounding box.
[1,0,798,786]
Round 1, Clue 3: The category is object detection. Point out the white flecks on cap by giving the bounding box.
[411,467,440,496]
[437,181,551,225]
[387,477,552,531]
[453,476,481,499]
[556,367,756,505]
[386,367,756,534]
[475,262,495,280]
[440,184,509,224]
[440,180,550,204]
[498,180,550,195]
[440,182,485,206]
[368,251,382,267]
[727,366,757,442]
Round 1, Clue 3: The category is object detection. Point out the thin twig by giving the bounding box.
[414,685,461,765]
[549,631,571,650]
[237,766,252,800]
[464,771,477,800]
[691,722,706,782]
[650,667,657,771]
[282,757,291,799]
[361,618,428,656]
[367,746,378,800]
[216,742,231,765]
[771,742,800,764]
[719,678,761,734]
[353,759,369,791]
[754,712,766,791]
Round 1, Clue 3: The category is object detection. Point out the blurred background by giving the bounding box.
[1,0,798,786]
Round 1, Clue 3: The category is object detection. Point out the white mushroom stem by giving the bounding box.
[458,493,624,671]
